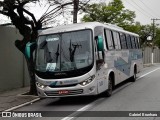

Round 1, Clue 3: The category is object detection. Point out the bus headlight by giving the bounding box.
[36,82,46,89]
[80,75,95,86]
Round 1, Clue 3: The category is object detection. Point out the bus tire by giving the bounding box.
[130,66,137,82]
[104,75,113,97]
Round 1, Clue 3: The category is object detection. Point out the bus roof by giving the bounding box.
[39,22,139,37]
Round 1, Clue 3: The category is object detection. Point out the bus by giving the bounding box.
[35,22,143,97]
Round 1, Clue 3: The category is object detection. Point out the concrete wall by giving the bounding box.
[0,26,29,92]
[143,47,160,64]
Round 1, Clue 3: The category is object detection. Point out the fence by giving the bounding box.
[143,47,160,64]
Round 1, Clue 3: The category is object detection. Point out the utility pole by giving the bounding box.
[151,18,160,64]
[73,0,79,23]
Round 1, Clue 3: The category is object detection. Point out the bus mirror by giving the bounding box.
[97,36,104,51]
[25,42,36,59]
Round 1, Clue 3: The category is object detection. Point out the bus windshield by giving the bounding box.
[36,29,93,72]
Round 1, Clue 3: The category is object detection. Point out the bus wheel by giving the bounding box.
[105,75,113,97]
[130,67,137,82]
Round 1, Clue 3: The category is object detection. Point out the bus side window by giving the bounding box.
[113,31,121,49]
[102,34,108,50]
[111,31,116,49]
[131,36,136,49]
[105,29,114,50]
[119,33,127,49]
[126,34,132,49]
[134,37,138,49]
[136,37,140,48]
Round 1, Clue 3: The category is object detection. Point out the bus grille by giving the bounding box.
[49,84,77,88]
[45,89,83,96]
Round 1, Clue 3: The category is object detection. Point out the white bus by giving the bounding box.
[35,22,143,97]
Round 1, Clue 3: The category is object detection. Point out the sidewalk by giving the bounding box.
[0,87,39,111]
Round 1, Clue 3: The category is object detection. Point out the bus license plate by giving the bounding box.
[59,90,69,94]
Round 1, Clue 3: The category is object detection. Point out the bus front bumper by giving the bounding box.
[36,81,97,98]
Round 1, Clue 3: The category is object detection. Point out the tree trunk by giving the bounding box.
[26,56,37,95]
[15,38,37,95]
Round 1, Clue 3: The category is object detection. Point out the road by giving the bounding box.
[2,65,160,120]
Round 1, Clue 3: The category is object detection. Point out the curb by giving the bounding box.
[17,92,39,97]
[3,98,41,112]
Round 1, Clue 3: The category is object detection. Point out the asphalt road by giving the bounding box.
[2,64,160,120]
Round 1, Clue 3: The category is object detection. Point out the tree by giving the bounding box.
[82,0,136,29]
[137,24,160,47]
[124,22,141,33]
[138,24,153,47]
[153,27,160,48]
[0,0,90,95]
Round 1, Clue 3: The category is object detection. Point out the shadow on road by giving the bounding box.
[46,96,99,106]
[114,79,131,90]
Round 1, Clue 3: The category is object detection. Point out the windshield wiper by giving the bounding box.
[39,41,47,49]
[69,40,82,69]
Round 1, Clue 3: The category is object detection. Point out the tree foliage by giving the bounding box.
[139,24,153,46]
[82,0,136,29]
[154,27,160,48]
[137,24,160,48]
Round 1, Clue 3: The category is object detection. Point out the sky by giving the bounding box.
[121,0,160,25]
[1,0,160,25]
